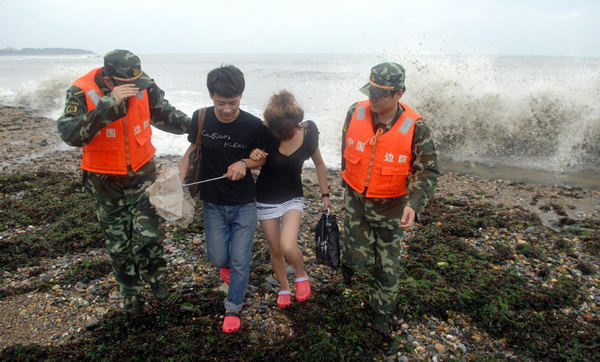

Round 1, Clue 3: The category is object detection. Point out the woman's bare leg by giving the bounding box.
[279,210,307,279]
[261,218,291,291]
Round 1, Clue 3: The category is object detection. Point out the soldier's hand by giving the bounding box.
[112,84,140,104]
[398,206,415,230]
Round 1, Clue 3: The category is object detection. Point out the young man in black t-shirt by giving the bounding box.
[179,65,272,333]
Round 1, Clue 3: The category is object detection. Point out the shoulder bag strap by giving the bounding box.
[193,107,207,161]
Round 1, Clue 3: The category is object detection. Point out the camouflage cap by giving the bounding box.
[103,49,152,90]
[359,62,406,98]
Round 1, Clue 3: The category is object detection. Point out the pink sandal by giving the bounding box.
[277,290,292,309]
[219,268,231,284]
[295,277,311,302]
[222,312,241,333]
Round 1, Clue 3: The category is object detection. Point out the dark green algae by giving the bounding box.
[1,170,598,361]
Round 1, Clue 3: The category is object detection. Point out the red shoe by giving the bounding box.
[277,291,292,309]
[222,312,241,333]
[295,277,311,302]
[219,268,231,284]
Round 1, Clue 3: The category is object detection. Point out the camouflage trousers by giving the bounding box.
[342,186,405,315]
[85,159,165,297]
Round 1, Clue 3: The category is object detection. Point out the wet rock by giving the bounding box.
[180,305,197,313]
[286,266,295,275]
[84,320,100,330]
[9,191,24,201]
[265,275,279,287]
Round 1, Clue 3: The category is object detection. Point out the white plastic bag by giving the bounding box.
[146,166,195,228]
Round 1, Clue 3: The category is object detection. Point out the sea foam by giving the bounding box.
[1,53,598,175]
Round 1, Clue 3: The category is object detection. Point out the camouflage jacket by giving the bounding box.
[57,70,190,148]
[341,101,439,217]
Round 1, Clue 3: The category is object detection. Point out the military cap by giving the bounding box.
[103,49,152,90]
[359,62,406,98]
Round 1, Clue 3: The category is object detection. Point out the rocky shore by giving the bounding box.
[1,106,599,361]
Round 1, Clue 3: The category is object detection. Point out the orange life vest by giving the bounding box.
[342,99,420,198]
[73,68,155,175]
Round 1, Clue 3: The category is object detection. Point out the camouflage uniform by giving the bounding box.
[57,50,190,306]
[341,62,439,320]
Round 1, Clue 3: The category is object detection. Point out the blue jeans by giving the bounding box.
[203,201,257,313]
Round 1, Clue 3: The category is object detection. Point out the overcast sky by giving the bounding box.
[0,0,598,57]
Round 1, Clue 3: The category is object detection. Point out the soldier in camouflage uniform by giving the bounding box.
[340,62,439,334]
[57,50,190,312]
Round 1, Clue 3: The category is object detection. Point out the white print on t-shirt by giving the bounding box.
[202,130,248,149]
[224,142,247,149]
[202,130,232,141]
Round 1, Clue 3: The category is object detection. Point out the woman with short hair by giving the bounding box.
[251,90,332,308]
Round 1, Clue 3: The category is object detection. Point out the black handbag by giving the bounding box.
[183,108,206,196]
[314,210,340,269]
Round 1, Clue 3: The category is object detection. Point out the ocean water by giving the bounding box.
[1,52,599,185]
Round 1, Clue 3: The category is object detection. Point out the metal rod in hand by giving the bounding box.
[182,175,227,187]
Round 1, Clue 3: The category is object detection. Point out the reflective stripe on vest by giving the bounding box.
[342,99,420,198]
[87,90,101,106]
[72,67,155,175]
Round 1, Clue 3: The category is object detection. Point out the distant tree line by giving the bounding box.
[0,47,95,55]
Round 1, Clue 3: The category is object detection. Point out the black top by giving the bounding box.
[256,120,319,204]
[188,107,274,205]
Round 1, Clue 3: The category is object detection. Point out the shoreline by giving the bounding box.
[1,104,598,226]
[440,159,600,191]
[3,103,600,190]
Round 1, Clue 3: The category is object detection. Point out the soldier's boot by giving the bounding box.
[341,265,354,285]
[372,312,391,337]
[365,303,393,340]
[150,280,169,305]
[123,294,145,314]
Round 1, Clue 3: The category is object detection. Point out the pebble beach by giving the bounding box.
[1,105,599,361]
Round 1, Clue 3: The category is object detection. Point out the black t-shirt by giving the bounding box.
[255,120,319,204]
[188,107,273,205]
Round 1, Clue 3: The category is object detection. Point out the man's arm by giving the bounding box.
[179,143,197,184]
[56,86,126,147]
[225,120,271,181]
[147,83,191,134]
[340,103,357,171]
[225,157,264,181]
[404,119,440,218]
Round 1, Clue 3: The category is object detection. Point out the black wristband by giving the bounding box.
[321,193,330,198]
[240,159,248,170]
